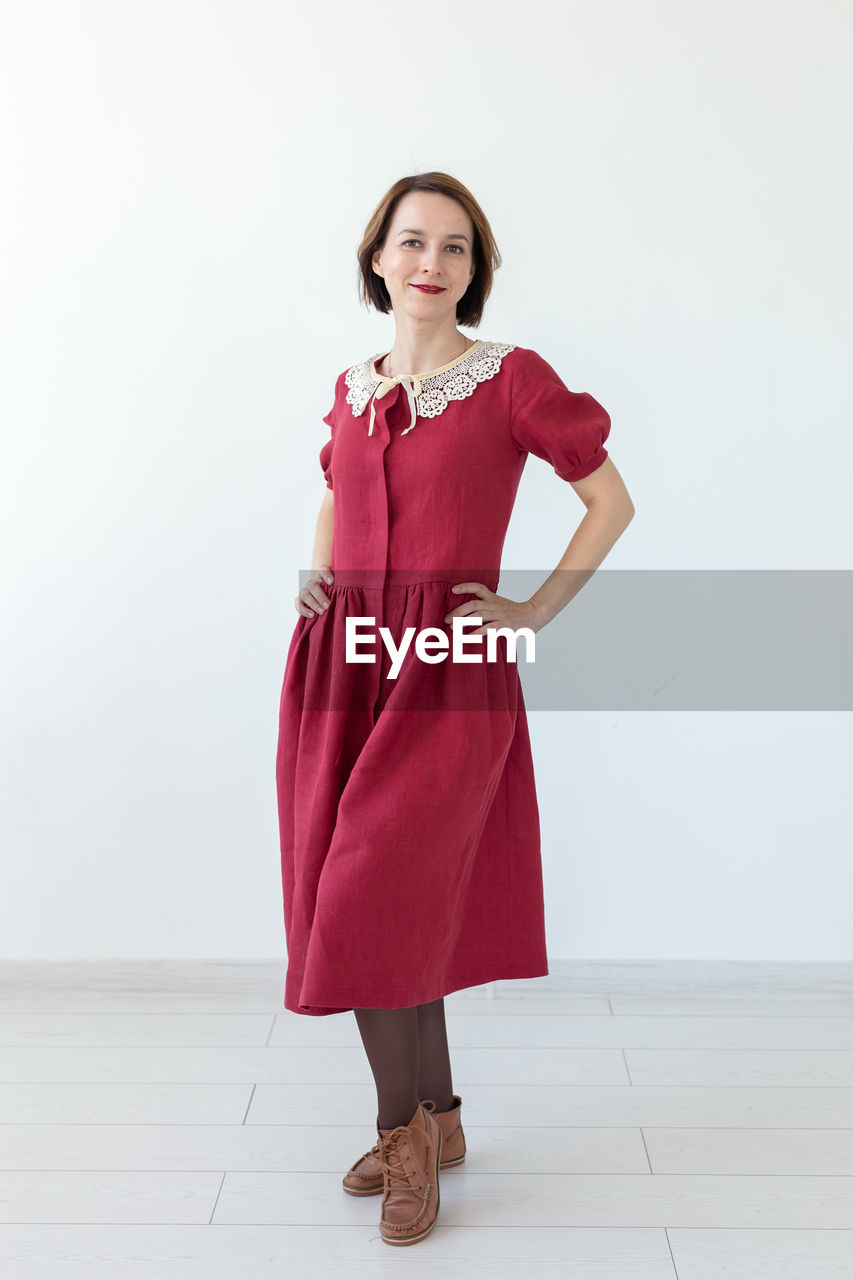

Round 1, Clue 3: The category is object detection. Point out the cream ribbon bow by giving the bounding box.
[367,372,423,437]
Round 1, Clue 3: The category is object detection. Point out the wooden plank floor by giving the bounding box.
[0,960,852,1278]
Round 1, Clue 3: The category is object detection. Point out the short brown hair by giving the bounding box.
[356,172,502,329]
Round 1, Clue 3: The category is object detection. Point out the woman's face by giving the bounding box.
[372,191,476,319]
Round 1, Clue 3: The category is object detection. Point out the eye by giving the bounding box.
[401,239,464,253]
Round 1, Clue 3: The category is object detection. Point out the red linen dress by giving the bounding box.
[276,339,610,1015]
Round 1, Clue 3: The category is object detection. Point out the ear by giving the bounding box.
[371,250,383,278]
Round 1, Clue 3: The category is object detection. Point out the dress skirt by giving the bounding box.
[276,572,549,1015]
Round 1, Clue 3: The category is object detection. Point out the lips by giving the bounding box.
[411,284,445,294]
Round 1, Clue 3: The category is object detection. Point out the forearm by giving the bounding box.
[311,492,334,571]
[527,499,634,628]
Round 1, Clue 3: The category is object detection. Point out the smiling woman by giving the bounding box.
[275,169,634,1247]
[354,175,500,381]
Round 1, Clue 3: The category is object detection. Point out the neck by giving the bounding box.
[381,328,473,378]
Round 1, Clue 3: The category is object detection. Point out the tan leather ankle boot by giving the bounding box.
[342,1094,466,1196]
[376,1099,441,1246]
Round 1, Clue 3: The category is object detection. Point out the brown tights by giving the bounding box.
[353,997,456,1130]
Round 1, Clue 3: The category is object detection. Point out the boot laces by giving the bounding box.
[380,1126,428,1195]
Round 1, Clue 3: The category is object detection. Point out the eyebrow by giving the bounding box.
[397,227,470,244]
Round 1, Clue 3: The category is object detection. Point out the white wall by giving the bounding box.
[1,0,850,959]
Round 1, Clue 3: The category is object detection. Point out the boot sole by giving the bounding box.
[379,1124,441,1246]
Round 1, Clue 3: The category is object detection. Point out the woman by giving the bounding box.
[275,171,635,1246]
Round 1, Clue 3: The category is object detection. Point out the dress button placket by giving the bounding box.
[366,390,394,577]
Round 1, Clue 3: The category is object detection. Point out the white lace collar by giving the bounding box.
[344,338,516,436]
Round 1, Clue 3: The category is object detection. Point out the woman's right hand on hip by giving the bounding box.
[295,566,334,617]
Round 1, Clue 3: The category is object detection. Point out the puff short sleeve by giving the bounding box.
[509,347,611,481]
[318,376,339,490]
